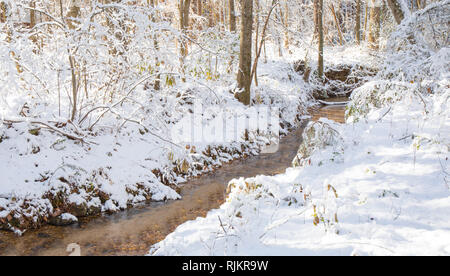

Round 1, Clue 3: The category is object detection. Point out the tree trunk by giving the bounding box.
[283,1,289,49]
[0,1,6,23]
[368,0,381,50]
[67,1,80,121]
[29,1,39,47]
[330,3,344,46]
[197,0,202,15]
[363,1,368,41]
[313,0,319,39]
[149,0,160,90]
[30,1,36,28]
[386,0,405,24]
[251,0,277,87]
[253,0,260,86]
[355,0,361,44]
[179,0,191,57]
[66,2,80,30]
[236,0,253,106]
[318,0,324,80]
[229,0,236,32]
[179,0,191,81]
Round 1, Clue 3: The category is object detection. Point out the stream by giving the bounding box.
[0,101,346,256]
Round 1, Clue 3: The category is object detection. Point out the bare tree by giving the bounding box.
[236,0,253,106]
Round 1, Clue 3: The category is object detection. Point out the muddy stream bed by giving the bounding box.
[0,101,346,256]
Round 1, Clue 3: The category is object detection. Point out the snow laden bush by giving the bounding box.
[348,0,450,119]
[0,1,180,127]
[150,173,341,256]
[292,119,344,168]
[187,27,239,81]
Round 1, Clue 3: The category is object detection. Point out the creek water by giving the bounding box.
[0,102,346,256]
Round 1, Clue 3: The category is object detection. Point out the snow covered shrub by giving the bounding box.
[187,27,239,80]
[348,0,450,119]
[0,1,179,126]
[292,119,344,167]
[311,183,340,234]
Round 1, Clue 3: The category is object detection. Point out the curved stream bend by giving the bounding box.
[0,103,345,256]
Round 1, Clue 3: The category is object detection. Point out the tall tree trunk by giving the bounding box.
[0,1,6,23]
[251,0,277,87]
[197,0,202,15]
[228,0,237,73]
[330,3,344,46]
[386,0,405,24]
[253,0,260,86]
[229,0,236,32]
[355,0,361,44]
[313,0,320,39]
[363,1,368,41]
[66,2,80,30]
[179,0,191,81]
[179,0,191,57]
[236,0,253,106]
[368,0,381,50]
[67,1,80,121]
[283,1,289,49]
[29,1,39,47]
[149,0,160,90]
[208,1,214,27]
[318,0,324,80]
[30,1,36,28]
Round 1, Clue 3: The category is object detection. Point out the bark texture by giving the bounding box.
[318,0,324,79]
[229,0,236,32]
[236,0,253,106]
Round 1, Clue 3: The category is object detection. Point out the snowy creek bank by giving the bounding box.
[0,56,314,234]
[0,104,346,256]
[294,59,378,100]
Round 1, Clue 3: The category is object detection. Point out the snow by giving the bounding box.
[150,4,450,256]
[0,0,447,256]
[150,96,450,256]
[0,32,315,231]
[60,213,78,222]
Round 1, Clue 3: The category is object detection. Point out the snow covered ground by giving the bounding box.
[150,95,450,256]
[150,4,450,255]
[0,16,381,234]
[0,39,322,233]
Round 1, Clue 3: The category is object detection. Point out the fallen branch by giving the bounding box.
[2,119,88,143]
